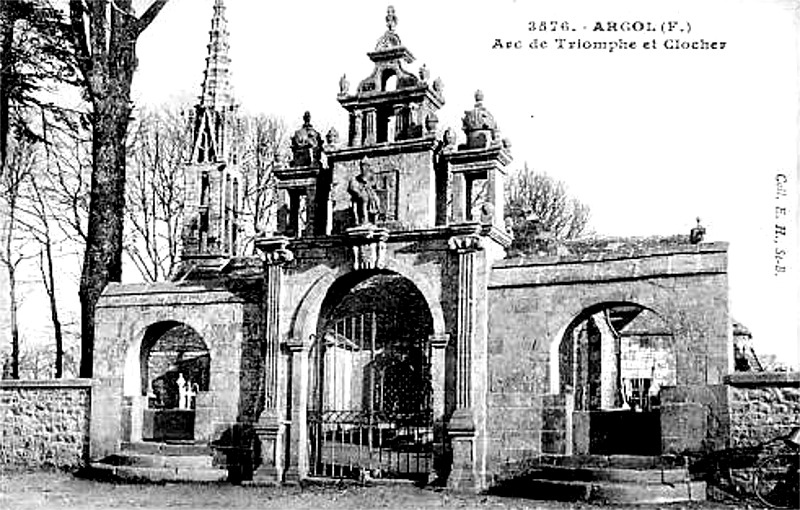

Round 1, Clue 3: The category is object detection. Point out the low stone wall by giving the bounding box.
[725,371,800,447]
[0,379,92,470]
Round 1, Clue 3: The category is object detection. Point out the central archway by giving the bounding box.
[308,270,435,480]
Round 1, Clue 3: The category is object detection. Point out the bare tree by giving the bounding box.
[238,114,286,248]
[506,163,591,253]
[68,0,171,377]
[0,135,38,378]
[21,139,66,377]
[125,105,190,281]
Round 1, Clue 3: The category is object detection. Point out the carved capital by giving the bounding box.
[448,234,484,253]
[282,337,308,353]
[256,235,294,266]
[263,248,294,266]
[429,333,450,350]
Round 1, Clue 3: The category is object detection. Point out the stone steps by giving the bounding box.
[492,455,706,505]
[87,441,227,483]
[121,441,212,456]
[526,465,690,484]
[100,452,214,470]
[87,462,228,483]
[496,478,706,504]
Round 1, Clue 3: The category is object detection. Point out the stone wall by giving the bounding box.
[725,371,800,447]
[0,379,92,469]
[485,242,730,473]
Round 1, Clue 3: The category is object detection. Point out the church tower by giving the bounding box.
[180,0,245,269]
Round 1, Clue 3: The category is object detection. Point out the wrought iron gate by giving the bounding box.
[308,312,434,480]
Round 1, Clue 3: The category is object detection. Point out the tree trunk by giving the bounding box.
[3,190,19,379]
[40,247,63,378]
[0,0,13,171]
[79,99,129,378]
[7,264,18,379]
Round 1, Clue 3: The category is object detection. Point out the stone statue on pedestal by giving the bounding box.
[348,158,381,225]
[290,111,323,167]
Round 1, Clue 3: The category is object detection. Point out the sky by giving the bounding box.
[134,0,798,365]
[8,0,796,367]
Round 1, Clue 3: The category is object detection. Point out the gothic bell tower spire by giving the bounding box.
[200,0,233,111]
[179,0,248,273]
[190,0,235,164]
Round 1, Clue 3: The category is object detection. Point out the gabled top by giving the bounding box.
[337,6,445,147]
[199,0,234,110]
[342,6,442,102]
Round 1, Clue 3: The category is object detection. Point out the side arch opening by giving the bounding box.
[139,321,210,442]
[553,302,675,456]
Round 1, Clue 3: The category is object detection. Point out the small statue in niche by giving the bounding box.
[348,158,381,225]
[290,111,324,167]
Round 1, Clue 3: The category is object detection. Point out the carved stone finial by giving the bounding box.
[419,64,430,82]
[386,5,398,31]
[433,77,444,94]
[690,217,706,244]
[326,127,339,146]
[443,128,457,149]
[462,90,499,149]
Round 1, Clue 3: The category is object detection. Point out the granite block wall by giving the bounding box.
[0,380,92,469]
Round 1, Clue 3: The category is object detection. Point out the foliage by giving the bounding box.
[505,163,591,253]
[0,0,80,169]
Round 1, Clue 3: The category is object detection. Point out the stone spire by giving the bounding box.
[199,0,233,110]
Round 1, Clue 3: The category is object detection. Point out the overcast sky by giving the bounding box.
[88,0,795,365]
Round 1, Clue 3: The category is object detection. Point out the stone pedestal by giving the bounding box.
[283,338,310,482]
[252,408,282,484]
[660,385,709,453]
[447,408,478,491]
[345,225,389,270]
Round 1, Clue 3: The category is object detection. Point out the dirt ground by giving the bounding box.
[0,470,757,510]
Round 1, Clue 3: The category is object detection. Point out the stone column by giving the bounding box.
[284,337,310,482]
[447,230,484,491]
[429,334,450,420]
[304,186,316,238]
[363,108,377,146]
[350,110,362,148]
[393,105,405,141]
[451,172,467,223]
[485,166,505,229]
[429,333,450,482]
[253,236,293,483]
